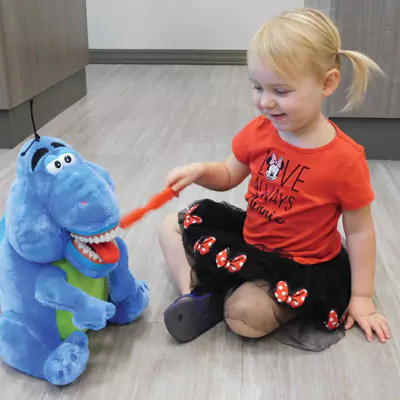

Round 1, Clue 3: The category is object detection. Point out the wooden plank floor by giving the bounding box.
[0,65,399,399]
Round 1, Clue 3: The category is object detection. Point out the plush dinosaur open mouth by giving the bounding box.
[71,227,120,264]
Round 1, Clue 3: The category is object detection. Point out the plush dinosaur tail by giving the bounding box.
[0,215,5,245]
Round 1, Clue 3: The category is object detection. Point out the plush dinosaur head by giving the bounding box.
[5,136,121,278]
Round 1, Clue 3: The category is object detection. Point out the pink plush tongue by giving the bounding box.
[91,242,120,264]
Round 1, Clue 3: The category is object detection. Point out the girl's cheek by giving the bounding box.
[252,93,261,107]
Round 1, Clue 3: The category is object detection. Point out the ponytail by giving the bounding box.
[339,50,384,112]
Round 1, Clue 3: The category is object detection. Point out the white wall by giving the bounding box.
[87,0,304,50]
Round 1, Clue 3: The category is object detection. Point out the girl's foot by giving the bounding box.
[163,291,224,342]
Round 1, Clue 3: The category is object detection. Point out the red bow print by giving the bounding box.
[274,281,308,308]
[216,248,247,273]
[194,236,216,255]
[183,204,202,230]
[325,309,348,330]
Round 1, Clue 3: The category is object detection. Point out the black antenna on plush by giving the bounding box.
[21,99,40,156]
[30,99,40,141]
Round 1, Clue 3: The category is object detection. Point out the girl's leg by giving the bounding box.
[224,280,295,338]
[160,213,225,342]
[158,213,192,295]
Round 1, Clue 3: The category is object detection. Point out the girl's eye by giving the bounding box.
[252,85,263,92]
[275,89,289,96]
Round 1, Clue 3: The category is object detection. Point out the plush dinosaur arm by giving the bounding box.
[35,267,116,330]
[108,237,138,303]
[35,266,89,312]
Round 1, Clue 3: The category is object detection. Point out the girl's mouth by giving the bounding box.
[269,113,287,121]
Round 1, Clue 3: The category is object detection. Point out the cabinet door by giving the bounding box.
[0,18,10,109]
[327,0,400,118]
[0,0,89,109]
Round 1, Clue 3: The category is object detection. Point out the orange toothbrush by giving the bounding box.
[119,186,179,229]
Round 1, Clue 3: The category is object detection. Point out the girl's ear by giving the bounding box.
[322,68,341,98]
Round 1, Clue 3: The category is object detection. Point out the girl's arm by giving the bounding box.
[342,204,390,342]
[167,153,250,192]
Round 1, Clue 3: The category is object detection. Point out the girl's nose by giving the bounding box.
[261,93,276,109]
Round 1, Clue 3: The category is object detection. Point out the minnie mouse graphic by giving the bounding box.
[266,153,284,181]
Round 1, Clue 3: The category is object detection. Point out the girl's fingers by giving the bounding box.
[358,319,373,342]
[167,171,183,186]
[370,319,386,343]
[345,314,355,330]
[347,313,391,342]
[172,176,192,192]
[377,315,391,340]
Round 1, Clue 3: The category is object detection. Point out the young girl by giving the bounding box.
[158,8,391,350]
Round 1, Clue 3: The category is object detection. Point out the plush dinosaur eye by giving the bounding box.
[63,153,76,165]
[45,153,77,175]
[46,159,64,175]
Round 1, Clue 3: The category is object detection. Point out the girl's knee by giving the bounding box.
[158,213,180,243]
[224,296,268,338]
[225,295,252,323]
[224,282,288,338]
[225,317,267,339]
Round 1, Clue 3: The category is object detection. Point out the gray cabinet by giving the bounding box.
[306,0,400,160]
[306,0,400,118]
[0,0,89,148]
[328,0,400,118]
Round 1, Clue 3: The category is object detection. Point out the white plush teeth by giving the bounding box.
[72,226,118,245]
[88,251,102,262]
[73,240,103,263]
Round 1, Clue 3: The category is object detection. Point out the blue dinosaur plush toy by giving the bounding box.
[0,136,150,386]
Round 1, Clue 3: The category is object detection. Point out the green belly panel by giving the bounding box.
[52,259,108,340]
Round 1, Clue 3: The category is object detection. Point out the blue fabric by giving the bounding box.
[0,137,150,385]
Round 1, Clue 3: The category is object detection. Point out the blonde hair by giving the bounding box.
[248,8,384,111]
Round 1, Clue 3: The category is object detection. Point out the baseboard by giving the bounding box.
[89,49,247,65]
[330,117,400,160]
[0,69,87,149]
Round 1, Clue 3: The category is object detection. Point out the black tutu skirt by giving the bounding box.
[178,199,351,351]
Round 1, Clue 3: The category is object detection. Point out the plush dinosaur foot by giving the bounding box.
[43,331,89,386]
[110,280,150,324]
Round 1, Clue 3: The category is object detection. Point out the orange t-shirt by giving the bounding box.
[232,116,375,265]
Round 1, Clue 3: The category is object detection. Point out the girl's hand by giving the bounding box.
[345,295,390,343]
[166,163,206,192]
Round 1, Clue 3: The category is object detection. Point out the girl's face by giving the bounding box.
[248,57,325,134]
